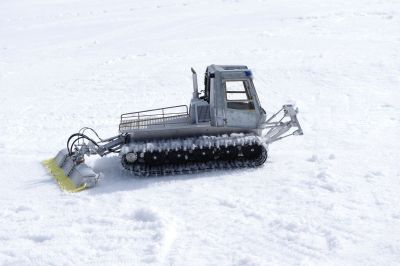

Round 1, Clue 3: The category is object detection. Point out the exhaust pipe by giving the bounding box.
[191,67,199,99]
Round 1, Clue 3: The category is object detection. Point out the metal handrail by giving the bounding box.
[120,113,188,125]
[121,112,187,119]
[119,105,189,131]
[119,118,189,129]
[121,105,188,119]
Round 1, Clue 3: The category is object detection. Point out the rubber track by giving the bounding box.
[121,134,268,176]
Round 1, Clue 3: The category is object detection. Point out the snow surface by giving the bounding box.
[1,0,400,265]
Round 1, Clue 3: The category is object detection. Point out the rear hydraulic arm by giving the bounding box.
[261,104,303,144]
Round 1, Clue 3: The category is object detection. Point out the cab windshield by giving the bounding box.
[225,80,255,110]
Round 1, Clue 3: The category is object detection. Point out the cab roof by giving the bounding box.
[207,65,248,73]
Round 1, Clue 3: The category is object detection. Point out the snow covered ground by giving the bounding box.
[1,0,400,265]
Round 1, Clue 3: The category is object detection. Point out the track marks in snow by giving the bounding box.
[0,205,177,265]
[364,170,383,184]
[218,198,263,221]
[26,234,54,243]
[303,153,341,194]
[299,149,400,264]
[232,254,264,266]
[131,207,160,222]
[204,153,354,263]
[215,196,336,262]
[81,207,176,264]
[267,218,340,259]
[275,152,369,259]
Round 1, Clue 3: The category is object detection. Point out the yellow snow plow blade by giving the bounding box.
[43,158,87,192]
[42,148,99,192]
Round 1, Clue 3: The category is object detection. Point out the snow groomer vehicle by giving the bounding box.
[44,65,303,191]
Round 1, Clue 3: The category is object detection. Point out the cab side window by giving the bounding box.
[225,80,255,110]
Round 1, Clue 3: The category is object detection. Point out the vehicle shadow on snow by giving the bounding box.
[87,155,263,194]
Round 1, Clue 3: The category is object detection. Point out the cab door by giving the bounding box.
[223,79,259,128]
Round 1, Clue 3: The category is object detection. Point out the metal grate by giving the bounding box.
[119,105,189,132]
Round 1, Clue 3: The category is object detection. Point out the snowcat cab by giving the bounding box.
[194,64,266,130]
